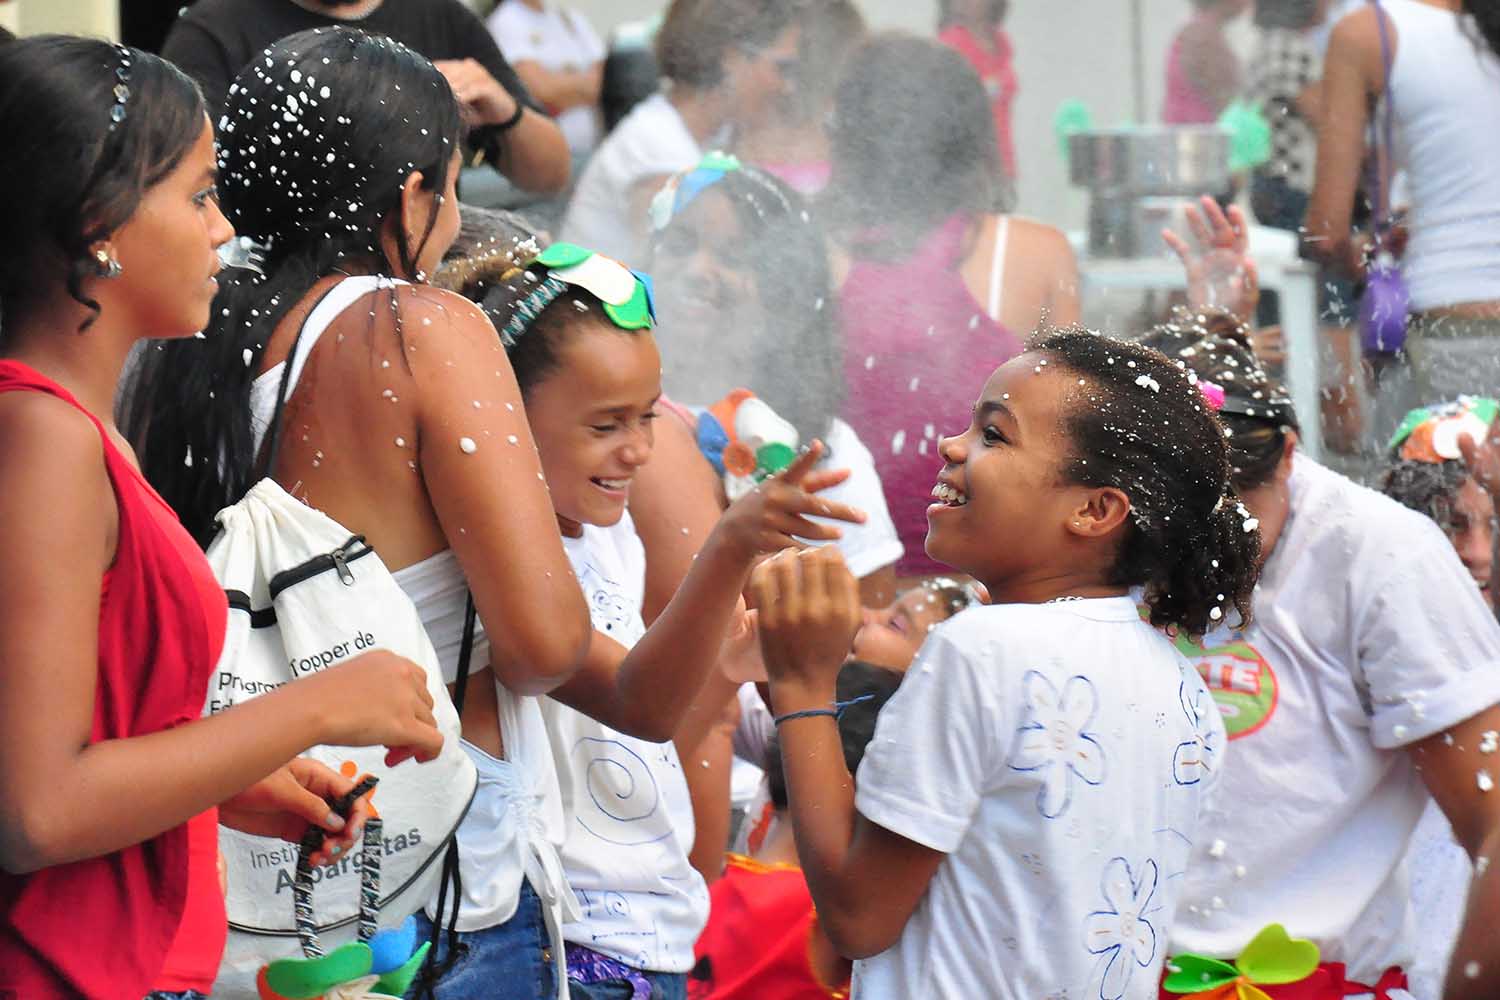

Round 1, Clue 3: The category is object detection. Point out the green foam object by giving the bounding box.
[266,942,374,999]
[1054,100,1094,164]
[534,242,592,270]
[1235,923,1320,985]
[1162,954,1241,993]
[754,442,798,478]
[374,940,431,996]
[1219,101,1272,172]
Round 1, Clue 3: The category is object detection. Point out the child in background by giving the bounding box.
[689,662,904,1000]
[457,241,866,999]
[938,0,1019,196]
[751,330,1261,998]
[1163,0,1252,125]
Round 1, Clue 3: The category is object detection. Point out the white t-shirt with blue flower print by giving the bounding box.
[852,596,1224,1000]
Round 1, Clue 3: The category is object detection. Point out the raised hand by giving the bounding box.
[1164,195,1261,325]
[1459,423,1500,499]
[434,58,520,128]
[713,440,867,564]
[752,547,863,691]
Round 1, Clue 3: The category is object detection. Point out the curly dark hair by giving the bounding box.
[1380,458,1470,528]
[1139,309,1299,494]
[1032,328,1261,638]
[0,36,205,332]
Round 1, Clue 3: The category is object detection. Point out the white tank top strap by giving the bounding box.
[987,215,1011,323]
[277,274,407,406]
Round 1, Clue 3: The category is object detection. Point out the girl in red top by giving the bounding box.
[0,36,445,1000]
[938,0,1019,188]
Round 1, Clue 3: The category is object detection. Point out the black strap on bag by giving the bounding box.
[410,593,476,998]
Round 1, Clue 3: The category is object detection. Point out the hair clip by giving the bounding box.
[107,45,133,131]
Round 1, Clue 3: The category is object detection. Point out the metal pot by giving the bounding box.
[1067,126,1232,197]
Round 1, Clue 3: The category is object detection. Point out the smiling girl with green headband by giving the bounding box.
[449,240,866,1000]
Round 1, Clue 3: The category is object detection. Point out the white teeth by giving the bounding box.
[595,478,629,490]
[931,483,968,506]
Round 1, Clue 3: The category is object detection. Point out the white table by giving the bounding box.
[1070,226,1324,460]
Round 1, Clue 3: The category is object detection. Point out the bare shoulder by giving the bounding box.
[1327,6,1387,81]
[390,283,501,349]
[0,391,113,540]
[1006,216,1078,264]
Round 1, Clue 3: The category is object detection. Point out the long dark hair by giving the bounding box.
[123,27,463,544]
[654,165,844,443]
[0,36,205,333]
[1032,328,1261,638]
[1463,0,1500,60]
[825,33,1000,261]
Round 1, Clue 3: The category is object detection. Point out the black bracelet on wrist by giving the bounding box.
[494,99,526,132]
[773,708,838,726]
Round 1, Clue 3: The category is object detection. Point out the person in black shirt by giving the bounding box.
[161,0,570,194]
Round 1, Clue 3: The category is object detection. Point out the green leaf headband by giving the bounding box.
[498,243,655,347]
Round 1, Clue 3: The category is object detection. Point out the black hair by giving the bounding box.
[0,35,205,333]
[1139,309,1299,493]
[1380,458,1471,529]
[1463,1,1500,61]
[654,166,843,443]
[825,33,1002,261]
[655,0,803,90]
[121,27,463,545]
[765,661,904,809]
[1031,328,1261,638]
[443,246,650,398]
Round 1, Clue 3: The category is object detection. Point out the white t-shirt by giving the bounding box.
[543,511,710,972]
[1170,455,1500,983]
[486,1,604,157]
[559,92,700,265]
[852,597,1224,999]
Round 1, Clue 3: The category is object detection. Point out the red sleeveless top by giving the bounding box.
[0,362,227,999]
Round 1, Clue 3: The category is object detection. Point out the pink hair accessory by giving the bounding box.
[1198,381,1226,411]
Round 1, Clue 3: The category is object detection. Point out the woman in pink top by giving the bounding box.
[1164,0,1252,124]
[827,35,1080,578]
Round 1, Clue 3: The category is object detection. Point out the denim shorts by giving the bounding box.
[567,971,687,1000]
[409,878,557,1000]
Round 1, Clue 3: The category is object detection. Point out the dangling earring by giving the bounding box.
[93,247,122,279]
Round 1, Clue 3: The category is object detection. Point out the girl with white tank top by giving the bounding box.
[1308,0,1500,437]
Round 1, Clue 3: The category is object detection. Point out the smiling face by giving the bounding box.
[652,186,764,400]
[104,117,234,338]
[521,319,663,537]
[1448,477,1496,608]
[926,355,1117,594]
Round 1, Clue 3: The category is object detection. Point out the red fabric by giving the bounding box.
[0,362,226,1000]
[839,214,1024,576]
[938,25,1019,180]
[689,855,848,1000]
[150,810,226,991]
[1158,963,1408,999]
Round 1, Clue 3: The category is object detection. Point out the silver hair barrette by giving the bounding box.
[107,45,133,131]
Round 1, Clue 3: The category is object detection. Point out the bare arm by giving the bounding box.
[406,288,592,696]
[552,444,865,743]
[681,695,740,882]
[512,59,603,115]
[1044,225,1083,330]
[0,396,441,874]
[436,58,572,195]
[1409,705,1500,999]
[1304,10,1383,278]
[754,548,946,958]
